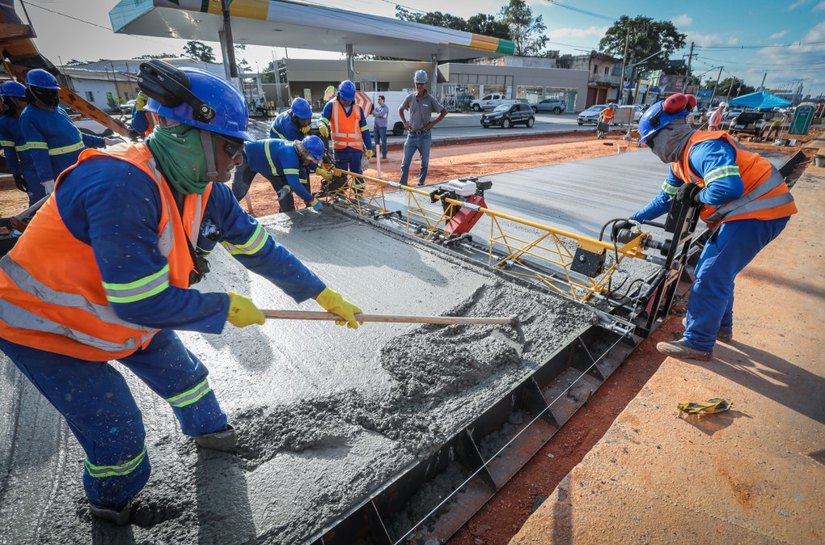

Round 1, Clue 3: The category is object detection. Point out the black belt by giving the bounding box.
[409,129,428,135]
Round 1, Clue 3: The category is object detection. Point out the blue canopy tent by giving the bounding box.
[729,91,792,109]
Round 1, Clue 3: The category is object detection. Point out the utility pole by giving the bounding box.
[708,66,723,106]
[685,41,695,83]
[617,31,629,104]
[759,71,767,91]
[725,77,736,101]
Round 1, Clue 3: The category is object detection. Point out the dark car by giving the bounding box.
[530,98,566,114]
[481,102,535,128]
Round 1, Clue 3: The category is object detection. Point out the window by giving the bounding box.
[85,91,94,102]
[604,66,609,75]
[593,65,598,74]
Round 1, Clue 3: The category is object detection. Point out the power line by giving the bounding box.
[22,0,153,42]
[697,40,825,50]
[545,0,615,22]
[698,53,825,68]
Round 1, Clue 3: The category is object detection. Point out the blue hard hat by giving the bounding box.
[303,135,325,162]
[637,100,690,144]
[338,80,356,102]
[144,68,252,141]
[0,81,26,98]
[25,69,60,90]
[290,97,312,119]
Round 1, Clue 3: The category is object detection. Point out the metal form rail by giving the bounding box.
[297,168,704,544]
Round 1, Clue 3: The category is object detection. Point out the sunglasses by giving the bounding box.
[219,136,244,160]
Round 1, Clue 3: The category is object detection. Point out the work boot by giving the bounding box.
[194,424,236,453]
[656,339,712,361]
[682,318,732,342]
[89,500,131,526]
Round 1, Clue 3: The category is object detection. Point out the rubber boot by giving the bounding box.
[89,500,131,526]
[194,424,236,453]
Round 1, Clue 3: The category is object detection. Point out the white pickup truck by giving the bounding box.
[470,93,506,111]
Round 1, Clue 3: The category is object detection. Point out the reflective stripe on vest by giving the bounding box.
[0,139,13,147]
[47,141,84,156]
[705,171,792,224]
[330,100,364,150]
[166,378,212,408]
[85,448,147,479]
[222,223,268,256]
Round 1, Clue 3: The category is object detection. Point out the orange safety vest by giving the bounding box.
[671,131,797,227]
[330,99,364,151]
[600,108,615,123]
[709,109,723,128]
[0,144,213,361]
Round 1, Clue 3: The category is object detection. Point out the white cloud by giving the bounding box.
[769,30,788,40]
[687,32,739,47]
[789,0,810,9]
[671,14,693,27]
[548,26,608,40]
[813,1,825,11]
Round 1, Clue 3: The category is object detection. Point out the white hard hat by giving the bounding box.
[414,70,428,84]
[719,101,728,108]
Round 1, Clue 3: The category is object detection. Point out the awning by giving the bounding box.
[729,91,792,109]
[109,0,515,61]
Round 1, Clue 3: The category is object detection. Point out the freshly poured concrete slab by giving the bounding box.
[0,209,594,545]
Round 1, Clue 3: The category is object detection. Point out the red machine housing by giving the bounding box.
[445,194,487,234]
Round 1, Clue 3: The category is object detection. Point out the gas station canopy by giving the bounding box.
[109,0,515,61]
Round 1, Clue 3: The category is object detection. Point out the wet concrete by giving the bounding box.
[0,207,593,544]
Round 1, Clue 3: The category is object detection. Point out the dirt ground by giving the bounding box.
[0,129,818,545]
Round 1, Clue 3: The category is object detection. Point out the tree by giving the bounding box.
[183,40,216,63]
[599,16,686,71]
[499,0,547,56]
[260,60,287,84]
[466,13,510,39]
[702,77,754,98]
[234,44,251,71]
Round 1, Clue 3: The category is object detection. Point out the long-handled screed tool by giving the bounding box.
[262,309,522,335]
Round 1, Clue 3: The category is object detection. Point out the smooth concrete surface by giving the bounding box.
[0,208,594,545]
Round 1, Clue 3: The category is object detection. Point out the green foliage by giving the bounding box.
[599,16,686,70]
[260,60,288,84]
[702,77,755,98]
[500,0,547,56]
[467,13,510,39]
[182,40,216,63]
[133,53,177,60]
[395,6,511,43]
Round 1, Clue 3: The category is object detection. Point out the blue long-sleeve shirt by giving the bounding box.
[0,113,38,181]
[269,111,304,141]
[320,100,373,152]
[632,138,745,222]
[19,104,105,183]
[243,139,315,203]
[56,154,326,334]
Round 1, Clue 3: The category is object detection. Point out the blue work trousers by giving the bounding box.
[333,147,364,187]
[0,329,227,510]
[231,162,308,212]
[373,125,388,158]
[399,131,432,186]
[684,216,790,352]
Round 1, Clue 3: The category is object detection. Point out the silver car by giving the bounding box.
[577,104,607,125]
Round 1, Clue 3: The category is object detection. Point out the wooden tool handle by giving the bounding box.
[262,309,514,325]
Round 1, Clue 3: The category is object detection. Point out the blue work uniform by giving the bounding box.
[0,154,325,510]
[631,138,790,351]
[131,105,150,136]
[0,113,45,204]
[320,100,372,187]
[19,104,105,185]
[243,139,316,206]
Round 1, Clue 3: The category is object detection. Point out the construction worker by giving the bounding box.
[0,81,45,205]
[398,70,447,187]
[243,135,327,212]
[129,90,153,137]
[596,103,615,138]
[0,62,362,525]
[232,96,322,211]
[708,101,727,131]
[318,80,373,192]
[19,69,120,195]
[617,93,796,361]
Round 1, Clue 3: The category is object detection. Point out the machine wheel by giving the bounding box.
[392,122,405,136]
[526,117,534,127]
[472,104,481,111]
[502,118,511,129]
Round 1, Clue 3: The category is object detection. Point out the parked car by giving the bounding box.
[120,99,136,115]
[531,98,566,114]
[470,93,506,111]
[480,101,535,129]
[577,104,607,125]
[73,118,114,137]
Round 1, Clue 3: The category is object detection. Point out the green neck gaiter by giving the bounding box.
[147,124,211,195]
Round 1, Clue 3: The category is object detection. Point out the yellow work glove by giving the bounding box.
[314,287,363,329]
[299,125,311,134]
[135,91,148,112]
[226,292,265,328]
[318,122,330,138]
[365,149,374,160]
[315,167,332,181]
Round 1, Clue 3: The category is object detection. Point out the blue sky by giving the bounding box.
[17,0,825,97]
